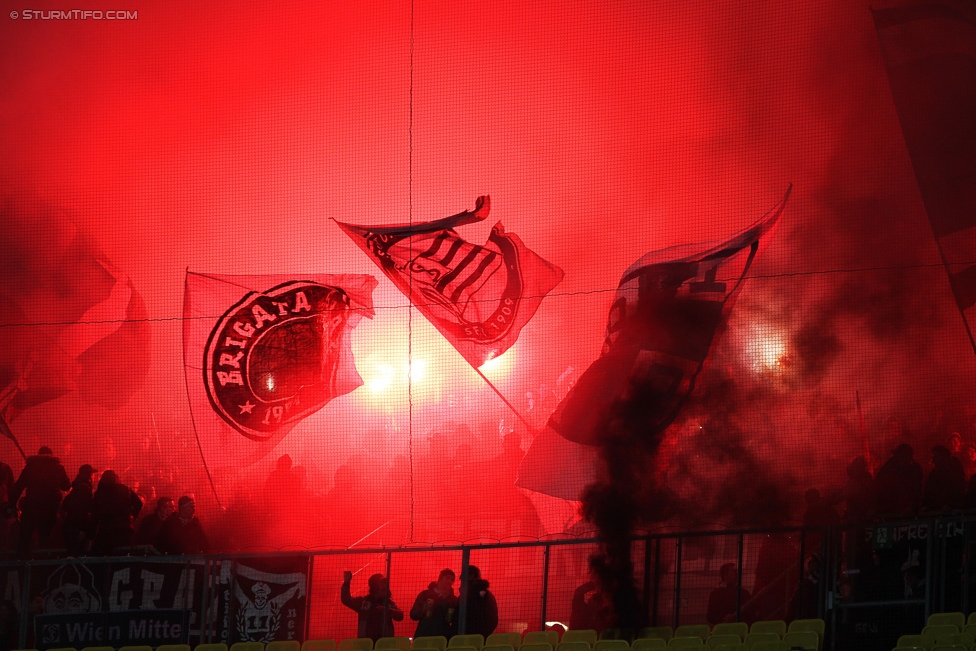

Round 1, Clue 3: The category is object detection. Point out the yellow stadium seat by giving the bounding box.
[158,645,192,651]
[562,631,597,648]
[786,620,823,651]
[450,637,485,651]
[120,646,153,651]
[487,635,522,650]
[674,627,708,641]
[891,647,927,651]
[449,645,477,651]
[930,645,967,651]
[928,613,965,629]
[339,639,374,651]
[518,644,553,651]
[196,644,229,651]
[598,630,621,642]
[557,642,592,651]
[922,625,959,640]
[524,632,559,647]
[712,645,747,651]
[748,622,785,638]
[711,623,747,640]
[302,641,338,651]
[231,643,265,651]
[594,641,628,651]
[895,635,929,649]
[81,647,114,651]
[743,633,780,649]
[46,648,76,651]
[631,639,667,651]
[375,639,411,651]
[639,628,673,642]
[782,631,817,651]
[932,633,973,648]
[267,642,301,651]
[413,639,447,651]
[562,633,595,648]
[667,638,703,650]
[482,645,516,651]
[746,642,783,651]
[705,635,740,649]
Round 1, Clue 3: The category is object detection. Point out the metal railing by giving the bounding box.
[2,515,973,651]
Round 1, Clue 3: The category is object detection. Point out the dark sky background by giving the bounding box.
[1,0,974,541]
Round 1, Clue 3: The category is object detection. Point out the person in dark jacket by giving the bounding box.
[157,495,209,555]
[60,464,97,556]
[410,568,457,638]
[459,566,497,637]
[922,445,967,512]
[90,469,143,555]
[875,443,924,516]
[134,496,176,549]
[341,571,404,640]
[569,577,612,632]
[707,563,749,626]
[8,446,70,557]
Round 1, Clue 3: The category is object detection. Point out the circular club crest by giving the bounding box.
[204,281,351,441]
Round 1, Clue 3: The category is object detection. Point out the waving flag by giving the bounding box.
[336,196,564,368]
[873,1,976,352]
[518,188,790,499]
[183,272,376,471]
[548,187,789,447]
[0,232,150,459]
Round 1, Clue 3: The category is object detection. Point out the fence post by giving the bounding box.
[643,536,652,627]
[18,561,29,651]
[306,554,316,642]
[673,537,682,629]
[459,547,470,635]
[925,518,934,623]
[652,538,661,626]
[540,544,551,631]
[964,518,971,615]
[735,534,744,623]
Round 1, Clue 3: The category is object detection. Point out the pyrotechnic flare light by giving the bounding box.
[368,364,396,393]
[405,359,426,383]
[747,326,787,372]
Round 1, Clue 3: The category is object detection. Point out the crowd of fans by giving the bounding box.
[0,446,208,558]
[803,434,976,527]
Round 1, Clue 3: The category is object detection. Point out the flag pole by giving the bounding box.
[0,412,27,462]
[855,390,873,471]
[471,364,537,434]
[182,270,224,510]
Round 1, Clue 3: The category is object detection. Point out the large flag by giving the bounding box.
[0,252,149,460]
[548,187,790,447]
[518,188,790,498]
[873,1,976,351]
[183,273,376,471]
[336,196,564,368]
